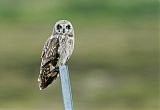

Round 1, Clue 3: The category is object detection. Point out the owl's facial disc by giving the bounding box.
[54,20,73,36]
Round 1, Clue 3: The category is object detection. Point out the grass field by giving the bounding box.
[0,0,159,110]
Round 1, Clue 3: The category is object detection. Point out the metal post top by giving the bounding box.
[59,65,74,110]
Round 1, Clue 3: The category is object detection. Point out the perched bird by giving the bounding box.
[38,20,75,90]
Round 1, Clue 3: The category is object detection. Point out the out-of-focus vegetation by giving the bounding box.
[0,0,158,110]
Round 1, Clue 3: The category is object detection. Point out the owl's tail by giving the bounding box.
[38,66,59,90]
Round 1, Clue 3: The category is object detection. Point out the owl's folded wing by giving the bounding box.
[38,36,60,90]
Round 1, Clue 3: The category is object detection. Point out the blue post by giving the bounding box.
[59,65,74,110]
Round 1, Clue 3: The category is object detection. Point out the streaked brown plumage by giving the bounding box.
[38,20,74,90]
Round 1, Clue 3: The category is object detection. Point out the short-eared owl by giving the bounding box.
[38,20,75,90]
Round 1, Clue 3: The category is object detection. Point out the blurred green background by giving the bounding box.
[0,0,159,110]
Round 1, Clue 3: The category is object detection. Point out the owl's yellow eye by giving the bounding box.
[66,25,71,29]
[57,24,62,30]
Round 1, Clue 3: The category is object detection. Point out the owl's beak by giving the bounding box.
[63,29,65,34]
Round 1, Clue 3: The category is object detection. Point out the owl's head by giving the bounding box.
[53,20,74,36]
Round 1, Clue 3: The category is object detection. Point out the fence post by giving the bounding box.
[59,65,74,110]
